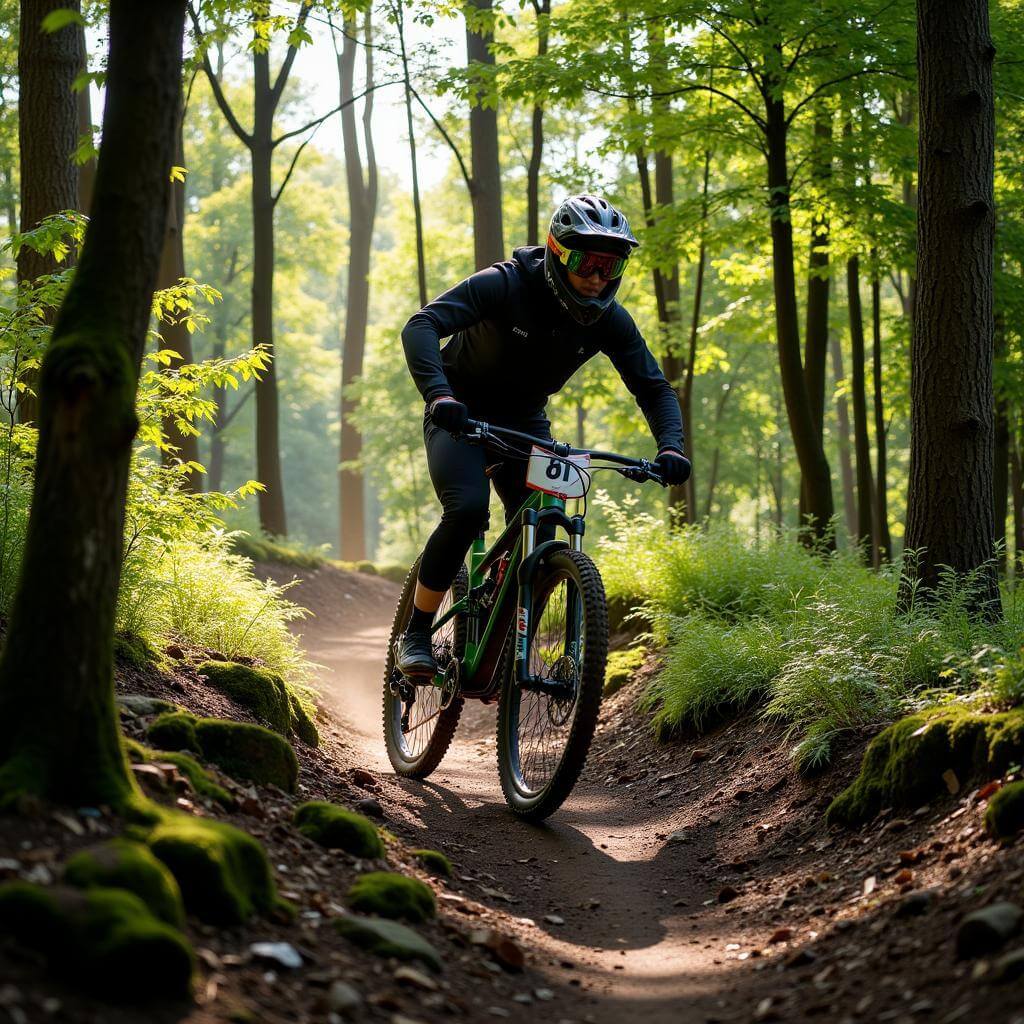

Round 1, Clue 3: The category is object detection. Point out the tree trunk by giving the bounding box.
[830,331,858,541]
[800,110,832,524]
[525,0,549,246]
[16,0,85,424]
[848,255,875,560]
[870,265,892,562]
[337,12,378,561]
[898,0,999,616]
[250,53,286,537]
[157,96,200,491]
[764,90,834,547]
[465,0,504,268]
[0,0,184,809]
[993,314,1009,572]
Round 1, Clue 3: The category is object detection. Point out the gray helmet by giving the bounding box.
[544,195,639,326]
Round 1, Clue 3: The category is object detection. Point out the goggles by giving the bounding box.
[547,233,629,281]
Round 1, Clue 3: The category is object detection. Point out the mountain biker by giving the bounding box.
[397,194,691,677]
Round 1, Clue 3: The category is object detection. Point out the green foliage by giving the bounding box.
[146,812,278,925]
[985,781,1024,839]
[293,801,384,858]
[601,508,1024,769]
[113,632,160,670]
[347,871,436,924]
[229,531,329,568]
[147,711,201,754]
[64,839,185,928]
[193,719,299,792]
[827,707,1024,825]
[0,882,193,1000]
[333,914,442,972]
[411,849,453,878]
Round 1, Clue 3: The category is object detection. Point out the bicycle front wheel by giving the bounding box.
[496,548,608,821]
[383,559,466,779]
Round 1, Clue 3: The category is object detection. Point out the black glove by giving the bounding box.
[654,448,692,486]
[430,397,469,434]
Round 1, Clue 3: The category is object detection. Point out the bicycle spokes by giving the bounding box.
[512,573,584,794]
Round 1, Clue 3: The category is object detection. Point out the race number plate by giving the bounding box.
[525,446,591,499]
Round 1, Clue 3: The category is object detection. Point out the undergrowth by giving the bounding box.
[596,496,1024,772]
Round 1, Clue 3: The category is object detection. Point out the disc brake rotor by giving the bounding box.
[546,655,579,726]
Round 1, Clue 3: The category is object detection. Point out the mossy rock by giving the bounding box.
[412,849,453,879]
[0,882,193,1000]
[293,801,383,857]
[827,708,1024,826]
[197,660,291,733]
[287,692,319,747]
[355,560,378,575]
[193,719,298,792]
[147,711,200,754]
[114,633,160,670]
[347,871,435,923]
[147,814,277,925]
[604,647,647,696]
[333,913,442,972]
[197,660,318,746]
[125,739,233,808]
[64,838,184,927]
[985,781,1024,839]
[377,564,409,585]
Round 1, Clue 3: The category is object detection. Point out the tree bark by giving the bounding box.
[898,0,999,616]
[250,52,286,536]
[800,110,832,524]
[337,12,378,560]
[830,331,858,540]
[16,0,85,424]
[993,314,1009,571]
[764,87,834,547]
[0,0,184,809]
[848,255,875,559]
[157,96,200,491]
[465,0,504,268]
[525,0,549,246]
[870,264,892,562]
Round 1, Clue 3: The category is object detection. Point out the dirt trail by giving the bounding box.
[266,563,749,1022]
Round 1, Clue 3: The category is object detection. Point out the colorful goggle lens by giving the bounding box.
[547,233,629,281]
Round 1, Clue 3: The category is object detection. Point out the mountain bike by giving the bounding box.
[382,417,664,821]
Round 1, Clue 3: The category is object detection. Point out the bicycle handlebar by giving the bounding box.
[461,417,665,486]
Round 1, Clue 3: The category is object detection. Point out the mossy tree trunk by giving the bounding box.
[0,0,185,809]
[898,0,1000,617]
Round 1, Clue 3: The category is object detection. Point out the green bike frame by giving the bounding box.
[428,486,585,696]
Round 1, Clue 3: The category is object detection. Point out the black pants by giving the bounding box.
[418,409,552,592]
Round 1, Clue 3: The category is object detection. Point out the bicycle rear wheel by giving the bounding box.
[496,548,608,820]
[383,560,467,779]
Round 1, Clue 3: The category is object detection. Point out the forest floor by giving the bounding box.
[1,561,1023,1023]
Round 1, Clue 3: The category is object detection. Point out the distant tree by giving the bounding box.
[899,0,1000,616]
[0,0,185,808]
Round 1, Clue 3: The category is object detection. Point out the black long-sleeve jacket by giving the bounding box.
[401,246,685,453]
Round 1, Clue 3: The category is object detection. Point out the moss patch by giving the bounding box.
[347,871,435,923]
[125,739,233,808]
[827,707,1024,826]
[333,914,442,971]
[605,647,647,696]
[147,711,200,754]
[294,801,383,857]
[113,632,160,670]
[193,719,298,792]
[985,781,1024,839]
[0,882,193,1000]
[147,814,277,925]
[412,849,453,878]
[197,660,317,745]
[64,838,184,927]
